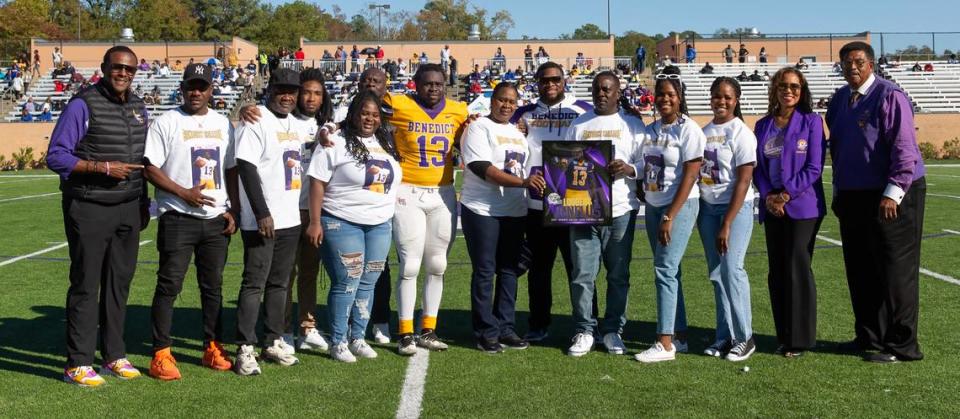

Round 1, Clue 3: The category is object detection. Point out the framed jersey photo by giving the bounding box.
[541,140,613,226]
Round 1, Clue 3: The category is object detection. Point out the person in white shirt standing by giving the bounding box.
[230,68,304,375]
[461,83,545,353]
[564,72,646,357]
[143,63,237,381]
[696,77,757,362]
[510,62,596,344]
[634,71,706,363]
[440,45,451,74]
[304,91,402,363]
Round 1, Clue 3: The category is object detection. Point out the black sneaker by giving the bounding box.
[417,329,449,351]
[476,338,503,354]
[726,337,756,362]
[398,334,417,356]
[524,329,549,343]
[499,334,529,350]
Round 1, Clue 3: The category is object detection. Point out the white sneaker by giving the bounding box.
[281,333,296,355]
[371,323,391,344]
[235,345,261,376]
[264,338,300,366]
[634,342,676,363]
[704,339,731,358]
[568,332,594,357]
[298,328,329,352]
[331,342,357,363]
[349,339,378,359]
[674,339,689,354]
[602,333,626,355]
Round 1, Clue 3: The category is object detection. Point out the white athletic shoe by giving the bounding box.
[704,339,731,358]
[371,323,391,344]
[235,345,261,376]
[568,332,594,357]
[398,334,418,356]
[349,339,378,359]
[264,338,300,366]
[634,342,676,363]
[602,333,626,355]
[298,328,329,352]
[331,342,357,363]
[281,333,296,355]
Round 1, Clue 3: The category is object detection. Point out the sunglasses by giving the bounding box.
[655,74,681,80]
[777,82,803,92]
[108,64,137,74]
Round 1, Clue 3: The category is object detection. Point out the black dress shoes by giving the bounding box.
[866,352,899,364]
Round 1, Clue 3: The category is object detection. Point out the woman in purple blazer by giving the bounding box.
[753,67,826,358]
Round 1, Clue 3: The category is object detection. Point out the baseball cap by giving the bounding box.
[269,68,301,88]
[183,63,213,85]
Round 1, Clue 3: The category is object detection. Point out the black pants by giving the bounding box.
[371,262,392,325]
[463,207,524,340]
[151,212,230,350]
[236,226,300,346]
[835,178,926,360]
[525,209,597,332]
[763,213,822,350]
[63,198,141,367]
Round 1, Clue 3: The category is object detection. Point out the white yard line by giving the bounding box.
[396,349,430,419]
[0,175,58,178]
[944,229,960,235]
[928,193,960,200]
[0,242,68,267]
[815,234,960,286]
[0,192,59,203]
[926,174,960,178]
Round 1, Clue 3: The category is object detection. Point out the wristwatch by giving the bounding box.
[778,192,790,203]
[661,214,672,222]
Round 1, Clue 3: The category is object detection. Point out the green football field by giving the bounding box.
[1,166,959,418]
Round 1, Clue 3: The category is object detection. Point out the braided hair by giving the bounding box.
[341,90,400,165]
[709,76,743,120]
[654,66,689,117]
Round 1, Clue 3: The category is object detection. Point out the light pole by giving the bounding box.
[369,4,391,41]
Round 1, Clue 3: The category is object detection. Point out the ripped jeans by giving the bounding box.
[319,214,393,345]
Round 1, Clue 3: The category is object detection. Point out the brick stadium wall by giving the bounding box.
[5,113,958,161]
[656,33,871,65]
[29,37,259,73]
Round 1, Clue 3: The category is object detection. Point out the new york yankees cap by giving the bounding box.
[183,63,213,85]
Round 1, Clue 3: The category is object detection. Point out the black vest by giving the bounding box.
[61,82,147,204]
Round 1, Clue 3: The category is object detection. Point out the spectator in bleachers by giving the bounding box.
[583,64,594,75]
[910,62,922,72]
[468,79,482,100]
[736,71,749,82]
[759,47,768,63]
[89,70,102,84]
[833,62,842,73]
[405,78,416,91]
[376,45,385,64]
[20,106,33,122]
[246,60,257,74]
[948,54,959,64]
[570,65,580,76]
[295,47,306,61]
[64,62,76,76]
[138,59,150,72]
[173,60,183,71]
[322,49,333,60]
[419,51,429,66]
[878,55,889,66]
[763,71,772,81]
[39,98,53,121]
[11,73,24,100]
[636,43,646,73]
[470,64,482,82]
[576,52,586,68]
[723,44,734,63]
[397,58,407,76]
[536,46,549,65]
[794,60,809,70]
[22,96,36,113]
[31,49,41,81]
[54,79,66,93]
[440,45,452,72]
[699,62,714,74]
[503,68,517,82]
[923,63,934,72]
[816,97,828,109]
[686,45,696,63]
[158,63,171,78]
[214,97,226,110]
[492,47,506,72]
[350,45,361,73]
[738,44,749,63]
[52,47,63,69]
[749,70,763,82]
[71,69,84,84]
[449,56,458,86]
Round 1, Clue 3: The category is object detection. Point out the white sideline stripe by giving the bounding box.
[0,192,58,203]
[0,175,58,178]
[928,193,960,200]
[926,174,960,178]
[396,349,430,419]
[944,229,960,235]
[0,242,68,267]
[815,235,960,286]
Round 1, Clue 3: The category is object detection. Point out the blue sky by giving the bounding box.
[291,0,960,52]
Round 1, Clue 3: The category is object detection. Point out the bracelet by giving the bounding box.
[92,161,98,173]
[105,161,110,176]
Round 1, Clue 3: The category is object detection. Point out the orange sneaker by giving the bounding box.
[202,341,233,371]
[149,347,181,381]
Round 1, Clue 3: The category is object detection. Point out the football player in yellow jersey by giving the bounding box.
[383,64,468,355]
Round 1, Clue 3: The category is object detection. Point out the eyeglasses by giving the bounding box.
[539,76,563,85]
[108,64,137,74]
[655,74,681,80]
[777,82,802,92]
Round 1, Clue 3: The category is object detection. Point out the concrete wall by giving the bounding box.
[657,33,871,65]
[29,37,259,72]
[300,37,616,72]
[5,111,957,162]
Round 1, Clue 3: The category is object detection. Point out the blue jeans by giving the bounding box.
[697,200,754,343]
[569,211,637,335]
[319,215,393,345]
[644,199,698,335]
[461,207,524,340]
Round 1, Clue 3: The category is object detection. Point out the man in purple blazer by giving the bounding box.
[826,41,926,363]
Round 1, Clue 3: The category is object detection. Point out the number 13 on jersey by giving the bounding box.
[417,135,450,168]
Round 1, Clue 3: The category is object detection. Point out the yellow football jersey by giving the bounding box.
[384,93,468,187]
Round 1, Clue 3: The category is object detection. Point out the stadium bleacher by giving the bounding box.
[6,68,244,122]
[882,61,960,113]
